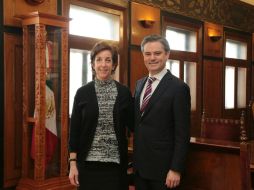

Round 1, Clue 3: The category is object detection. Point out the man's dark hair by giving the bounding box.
[141,34,170,52]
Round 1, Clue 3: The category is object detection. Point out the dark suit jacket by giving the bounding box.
[133,71,191,181]
[69,80,134,170]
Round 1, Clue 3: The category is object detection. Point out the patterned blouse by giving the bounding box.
[86,78,120,163]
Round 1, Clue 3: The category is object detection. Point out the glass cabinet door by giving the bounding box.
[17,12,72,190]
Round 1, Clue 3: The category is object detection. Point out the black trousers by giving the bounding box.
[135,171,180,190]
[78,161,127,190]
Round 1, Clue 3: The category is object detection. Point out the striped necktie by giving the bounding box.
[140,77,156,113]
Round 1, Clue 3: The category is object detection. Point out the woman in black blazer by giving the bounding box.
[68,41,133,190]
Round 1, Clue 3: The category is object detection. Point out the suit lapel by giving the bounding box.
[141,71,173,118]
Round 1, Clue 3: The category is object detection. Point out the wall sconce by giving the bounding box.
[139,19,155,28]
[208,28,222,42]
[25,0,45,5]
[209,35,222,42]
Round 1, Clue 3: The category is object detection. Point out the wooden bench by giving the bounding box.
[201,110,247,142]
[180,137,251,190]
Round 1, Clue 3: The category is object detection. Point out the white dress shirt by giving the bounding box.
[140,68,168,109]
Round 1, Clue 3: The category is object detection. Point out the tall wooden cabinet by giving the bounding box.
[16,12,73,190]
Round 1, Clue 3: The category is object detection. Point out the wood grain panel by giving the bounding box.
[253,33,254,61]
[204,22,223,58]
[4,0,57,26]
[129,49,147,94]
[4,33,23,188]
[203,60,223,118]
[252,30,254,104]
[131,2,160,46]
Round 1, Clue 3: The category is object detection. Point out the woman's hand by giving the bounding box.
[69,162,79,187]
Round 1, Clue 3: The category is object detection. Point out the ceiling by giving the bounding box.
[240,0,254,6]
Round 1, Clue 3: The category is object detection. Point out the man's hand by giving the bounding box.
[165,170,181,188]
[69,163,79,187]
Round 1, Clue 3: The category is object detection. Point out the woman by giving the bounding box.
[68,41,133,190]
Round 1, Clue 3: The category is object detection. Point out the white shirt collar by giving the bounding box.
[149,68,167,81]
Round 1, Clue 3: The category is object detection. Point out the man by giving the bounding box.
[133,34,191,190]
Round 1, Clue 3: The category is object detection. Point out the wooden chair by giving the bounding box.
[201,110,248,142]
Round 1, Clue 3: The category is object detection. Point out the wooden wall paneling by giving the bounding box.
[203,60,223,118]
[249,33,254,140]
[204,22,223,58]
[61,0,69,17]
[3,0,57,26]
[131,2,160,46]
[117,5,128,86]
[251,33,254,101]
[4,33,23,188]
[252,33,254,61]
[129,48,147,94]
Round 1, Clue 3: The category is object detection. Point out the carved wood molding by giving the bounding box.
[22,25,29,178]
[60,28,69,176]
[34,23,47,180]
[201,109,248,142]
[133,0,254,32]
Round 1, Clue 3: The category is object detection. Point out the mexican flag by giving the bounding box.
[31,85,58,165]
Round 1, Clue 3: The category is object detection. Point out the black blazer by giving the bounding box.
[133,71,191,181]
[69,80,134,170]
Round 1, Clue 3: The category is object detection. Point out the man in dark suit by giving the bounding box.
[133,34,191,190]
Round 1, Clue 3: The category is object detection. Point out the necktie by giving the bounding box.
[140,77,156,113]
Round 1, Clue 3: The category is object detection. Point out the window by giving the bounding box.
[184,62,197,110]
[224,32,251,112]
[225,39,247,60]
[224,66,247,110]
[166,60,197,110]
[237,67,247,108]
[69,49,92,112]
[67,2,124,115]
[69,5,120,41]
[166,60,179,78]
[225,66,235,109]
[166,27,196,52]
[163,15,201,112]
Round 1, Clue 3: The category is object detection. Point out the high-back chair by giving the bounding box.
[200,110,248,142]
